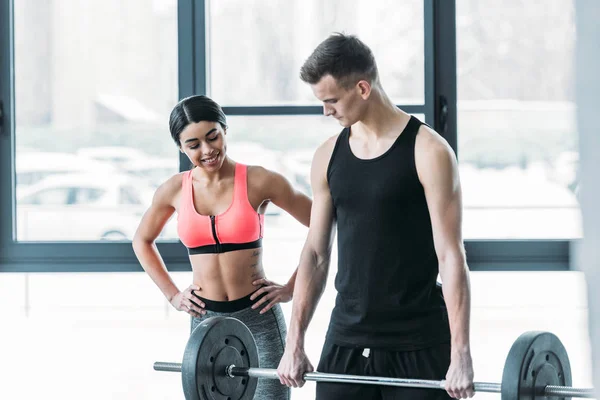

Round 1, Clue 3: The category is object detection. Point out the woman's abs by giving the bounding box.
[190,247,265,301]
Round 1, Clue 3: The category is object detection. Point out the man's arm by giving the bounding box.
[287,138,337,345]
[415,125,474,399]
[277,137,338,388]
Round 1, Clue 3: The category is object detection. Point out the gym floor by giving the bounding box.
[0,214,593,400]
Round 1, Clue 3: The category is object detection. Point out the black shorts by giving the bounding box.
[316,339,453,400]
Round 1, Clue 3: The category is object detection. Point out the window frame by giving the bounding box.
[0,0,572,273]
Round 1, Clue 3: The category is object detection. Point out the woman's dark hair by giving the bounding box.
[300,33,379,89]
[169,95,228,146]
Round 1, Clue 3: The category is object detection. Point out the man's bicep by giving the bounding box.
[306,185,335,257]
[305,144,336,257]
[428,181,463,255]
[416,130,464,258]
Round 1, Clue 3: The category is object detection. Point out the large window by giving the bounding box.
[14,0,179,242]
[456,0,579,240]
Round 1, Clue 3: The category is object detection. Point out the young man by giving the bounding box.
[277,33,475,399]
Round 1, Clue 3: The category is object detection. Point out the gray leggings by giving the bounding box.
[191,303,290,399]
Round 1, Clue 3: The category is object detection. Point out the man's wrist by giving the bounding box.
[451,343,471,357]
[286,328,306,349]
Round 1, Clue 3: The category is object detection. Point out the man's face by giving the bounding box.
[311,75,364,127]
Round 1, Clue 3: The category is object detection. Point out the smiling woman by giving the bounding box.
[132,94,313,400]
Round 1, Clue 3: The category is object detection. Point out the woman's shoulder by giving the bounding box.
[245,163,294,198]
[245,163,275,184]
[165,170,187,190]
[152,171,187,206]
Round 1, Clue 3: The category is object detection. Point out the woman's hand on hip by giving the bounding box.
[170,284,206,317]
[250,278,293,314]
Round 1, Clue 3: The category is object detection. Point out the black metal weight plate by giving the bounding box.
[501,331,572,400]
[182,316,259,400]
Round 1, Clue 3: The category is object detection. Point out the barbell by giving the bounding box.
[153,316,596,400]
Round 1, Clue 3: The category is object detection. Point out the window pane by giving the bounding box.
[14,0,179,242]
[208,0,424,106]
[456,0,580,239]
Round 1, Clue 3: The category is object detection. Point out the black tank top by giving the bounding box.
[326,116,451,350]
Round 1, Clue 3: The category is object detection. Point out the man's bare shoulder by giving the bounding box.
[313,133,340,166]
[415,124,455,159]
[414,124,459,187]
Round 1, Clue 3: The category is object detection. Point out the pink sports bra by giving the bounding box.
[177,163,264,254]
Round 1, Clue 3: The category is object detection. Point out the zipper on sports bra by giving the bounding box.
[210,215,221,252]
[258,214,262,237]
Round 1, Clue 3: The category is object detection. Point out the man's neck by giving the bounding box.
[354,88,409,138]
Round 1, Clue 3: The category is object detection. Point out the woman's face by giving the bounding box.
[178,121,227,171]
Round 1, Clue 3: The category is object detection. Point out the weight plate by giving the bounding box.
[182,316,259,400]
[501,331,572,400]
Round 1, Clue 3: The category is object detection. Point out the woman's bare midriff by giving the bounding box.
[190,247,266,301]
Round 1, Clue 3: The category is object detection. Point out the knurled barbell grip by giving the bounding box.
[228,366,501,393]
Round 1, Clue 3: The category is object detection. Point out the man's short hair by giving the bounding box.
[300,33,379,89]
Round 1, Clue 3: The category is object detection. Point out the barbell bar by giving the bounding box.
[153,316,596,400]
[155,362,504,392]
